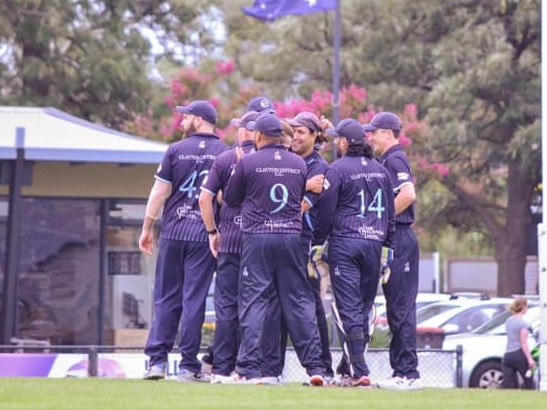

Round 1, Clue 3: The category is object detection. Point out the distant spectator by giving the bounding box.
[500,296,535,389]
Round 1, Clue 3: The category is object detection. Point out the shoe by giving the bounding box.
[143,363,166,380]
[201,361,212,376]
[219,373,262,385]
[260,376,283,385]
[377,376,406,390]
[177,369,211,383]
[405,377,423,390]
[210,373,234,384]
[377,376,422,391]
[309,374,325,387]
[352,375,371,387]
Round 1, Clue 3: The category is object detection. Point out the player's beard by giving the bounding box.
[182,119,198,139]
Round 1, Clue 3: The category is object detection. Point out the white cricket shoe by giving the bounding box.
[377,376,423,391]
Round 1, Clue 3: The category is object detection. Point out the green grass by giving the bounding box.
[0,379,545,410]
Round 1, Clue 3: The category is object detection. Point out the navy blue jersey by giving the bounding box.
[201,140,255,253]
[313,155,395,248]
[224,144,307,234]
[378,145,415,225]
[156,133,229,241]
[302,150,329,246]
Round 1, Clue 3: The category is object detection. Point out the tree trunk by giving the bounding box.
[494,160,535,296]
[494,241,526,296]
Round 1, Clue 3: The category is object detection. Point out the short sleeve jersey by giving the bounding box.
[223,144,307,234]
[201,140,255,253]
[155,132,229,241]
[313,155,395,247]
[378,145,415,225]
[301,150,329,245]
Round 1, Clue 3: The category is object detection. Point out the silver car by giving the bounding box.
[442,305,539,388]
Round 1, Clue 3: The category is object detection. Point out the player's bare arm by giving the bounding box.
[394,183,416,216]
[139,179,171,255]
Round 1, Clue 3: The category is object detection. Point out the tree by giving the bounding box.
[407,0,540,295]
[0,0,222,127]
[219,0,540,296]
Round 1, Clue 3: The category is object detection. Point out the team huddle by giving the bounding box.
[138,96,422,390]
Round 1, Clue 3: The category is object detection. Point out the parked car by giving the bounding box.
[414,298,514,348]
[370,293,490,348]
[442,304,539,388]
[373,292,490,330]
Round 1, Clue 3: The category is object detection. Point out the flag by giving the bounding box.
[243,0,337,22]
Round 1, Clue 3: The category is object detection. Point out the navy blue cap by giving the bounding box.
[247,96,276,114]
[248,113,283,137]
[363,111,402,132]
[176,100,218,125]
[230,111,260,128]
[326,118,365,144]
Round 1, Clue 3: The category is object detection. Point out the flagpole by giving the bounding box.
[332,0,341,126]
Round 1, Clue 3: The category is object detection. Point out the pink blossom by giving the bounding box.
[216,60,235,75]
[404,103,418,119]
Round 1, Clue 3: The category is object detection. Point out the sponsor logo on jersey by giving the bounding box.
[274,151,282,160]
[397,172,410,181]
[323,178,331,190]
[233,215,242,226]
[199,140,206,149]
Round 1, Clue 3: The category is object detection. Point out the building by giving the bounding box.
[0,107,168,346]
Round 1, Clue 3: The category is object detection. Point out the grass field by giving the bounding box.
[0,379,545,410]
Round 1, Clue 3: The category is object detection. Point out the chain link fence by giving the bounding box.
[282,347,459,387]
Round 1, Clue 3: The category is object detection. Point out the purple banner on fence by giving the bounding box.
[0,354,57,377]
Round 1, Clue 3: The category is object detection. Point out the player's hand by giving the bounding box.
[235,146,244,162]
[320,115,334,132]
[306,174,325,194]
[208,232,220,258]
[380,247,394,284]
[138,230,155,256]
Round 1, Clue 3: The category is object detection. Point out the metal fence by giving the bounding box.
[284,347,460,387]
[0,342,462,387]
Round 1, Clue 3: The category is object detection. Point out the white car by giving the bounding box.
[413,298,515,348]
[442,305,539,388]
[373,292,467,329]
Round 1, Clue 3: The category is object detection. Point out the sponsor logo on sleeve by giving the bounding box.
[397,172,410,181]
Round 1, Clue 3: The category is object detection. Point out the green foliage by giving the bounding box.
[0,0,218,128]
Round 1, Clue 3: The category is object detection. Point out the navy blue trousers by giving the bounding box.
[211,252,240,376]
[261,245,334,378]
[236,233,325,379]
[328,237,381,378]
[382,225,420,379]
[144,239,215,373]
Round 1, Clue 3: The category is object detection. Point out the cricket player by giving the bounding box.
[198,110,259,383]
[312,118,395,387]
[223,113,327,386]
[140,100,228,382]
[364,111,422,390]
